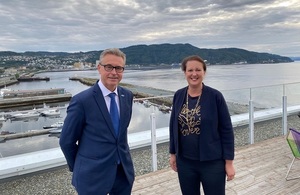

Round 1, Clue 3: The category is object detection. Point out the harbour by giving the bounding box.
[0,63,300,194]
[0,63,300,150]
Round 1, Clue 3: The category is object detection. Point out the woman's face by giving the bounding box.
[184,60,206,88]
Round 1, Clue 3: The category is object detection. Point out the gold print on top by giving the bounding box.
[178,103,201,136]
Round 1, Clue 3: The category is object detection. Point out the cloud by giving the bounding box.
[0,0,299,56]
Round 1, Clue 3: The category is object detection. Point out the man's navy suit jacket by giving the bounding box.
[59,82,134,194]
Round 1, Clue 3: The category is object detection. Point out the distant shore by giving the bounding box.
[69,76,256,114]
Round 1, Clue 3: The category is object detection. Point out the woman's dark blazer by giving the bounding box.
[169,84,234,161]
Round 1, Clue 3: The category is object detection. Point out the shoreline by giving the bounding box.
[69,76,260,114]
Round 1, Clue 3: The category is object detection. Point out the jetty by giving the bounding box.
[70,76,175,106]
[0,94,71,109]
[0,129,51,140]
[0,88,72,109]
[17,76,50,82]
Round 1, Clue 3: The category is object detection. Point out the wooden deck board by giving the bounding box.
[132,136,300,195]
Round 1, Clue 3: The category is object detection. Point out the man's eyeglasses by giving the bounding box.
[100,63,125,73]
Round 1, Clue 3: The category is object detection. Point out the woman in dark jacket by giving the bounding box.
[169,55,235,195]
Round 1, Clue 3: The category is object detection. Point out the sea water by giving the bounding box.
[1,62,300,156]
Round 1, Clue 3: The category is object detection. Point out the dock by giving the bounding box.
[0,93,72,109]
[17,76,50,82]
[0,129,51,140]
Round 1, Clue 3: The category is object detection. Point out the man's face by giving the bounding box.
[97,54,125,91]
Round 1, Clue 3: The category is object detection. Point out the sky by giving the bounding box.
[1,0,300,57]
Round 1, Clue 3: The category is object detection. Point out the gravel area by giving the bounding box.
[0,114,299,195]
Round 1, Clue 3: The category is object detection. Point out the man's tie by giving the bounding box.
[109,93,119,136]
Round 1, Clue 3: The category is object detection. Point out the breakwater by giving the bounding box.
[0,93,72,109]
[0,129,51,141]
[69,76,175,107]
[0,79,18,88]
[17,76,50,82]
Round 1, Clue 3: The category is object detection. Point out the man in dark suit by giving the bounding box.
[59,48,135,195]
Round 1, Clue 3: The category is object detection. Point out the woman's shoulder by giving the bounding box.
[175,86,188,94]
[203,84,222,95]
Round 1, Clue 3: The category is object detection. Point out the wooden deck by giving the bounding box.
[132,136,300,195]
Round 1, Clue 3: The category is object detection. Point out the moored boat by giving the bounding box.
[158,104,171,113]
[0,137,5,143]
[10,111,40,119]
[40,109,60,117]
[48,128,62,134]
[0,115,6,122]
[43,121,64,129]
[0,87,11,97]
[1,130,16,135]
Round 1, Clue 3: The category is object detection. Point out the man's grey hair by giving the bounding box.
[99,48,126,65]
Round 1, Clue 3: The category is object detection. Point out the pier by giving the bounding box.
[0,93,72,109]
[17,76,50,82]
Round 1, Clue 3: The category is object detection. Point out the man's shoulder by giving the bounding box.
[74,83,97,98]
[118,86,133,96]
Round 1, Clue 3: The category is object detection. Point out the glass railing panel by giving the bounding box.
[251,84,284,109]
[285,82,300,134]
[251,85,284,143]
[285,82,300,106]
[221,88,250,115]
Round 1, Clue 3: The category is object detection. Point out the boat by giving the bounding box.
[0,87,11,97]
[0,137,5,143]
[1,130,16,135]
[0,115,6,122]
[158,104,171,113]
[40,109,60,117]
[143,100,152,108]
[171,63,181,69]
[43,121,64,129]
[10,111,40,119]
[48,128,62,134]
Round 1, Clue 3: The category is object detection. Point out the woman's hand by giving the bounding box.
[225,160,235,181]
[169,154,177,172]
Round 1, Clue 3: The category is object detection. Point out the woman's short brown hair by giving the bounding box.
[181,55,207,72]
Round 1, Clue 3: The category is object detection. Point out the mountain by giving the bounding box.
[290,57,300,61]
[121,43,293,65]
[0,43,293,67]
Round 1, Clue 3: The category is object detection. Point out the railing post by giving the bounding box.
[150,113,157,172]
[249,88,254,144]
[249,100,254,144]
[282,85,288,135]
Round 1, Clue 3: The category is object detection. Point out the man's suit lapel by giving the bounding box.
[92,83,117,138]
[118,87,126,136]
